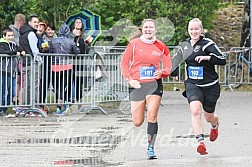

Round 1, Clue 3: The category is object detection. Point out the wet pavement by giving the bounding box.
[0,91,252,166]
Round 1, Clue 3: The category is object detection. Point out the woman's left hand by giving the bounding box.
[195,56,211,63]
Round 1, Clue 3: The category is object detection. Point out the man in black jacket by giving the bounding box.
[19,14,42,105]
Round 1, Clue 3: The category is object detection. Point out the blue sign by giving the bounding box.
[140,66,156,79]
[188,66,203,79]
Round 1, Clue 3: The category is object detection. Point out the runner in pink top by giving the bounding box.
[121,33,171,83]
[120,19,172,159]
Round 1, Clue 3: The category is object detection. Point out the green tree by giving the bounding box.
[0,0,93,32]
[0,0,220,46]
[90,0,220,45]
[0,0,37,31]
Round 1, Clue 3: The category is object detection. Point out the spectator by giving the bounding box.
[0,28,25,115]
[37,21,47,52]
[9,13,26,46]
[19,14,42,106]
[39,22,57,107]
[9,13,26,108]
[49,23,80,115]
[68,18,91,102]
[43,22,57,42]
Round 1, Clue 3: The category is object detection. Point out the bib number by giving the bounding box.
[188,66,203,79]
[140,66,156,79]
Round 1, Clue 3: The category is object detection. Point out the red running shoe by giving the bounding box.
[210,122,219,142]
[197,142,208,155]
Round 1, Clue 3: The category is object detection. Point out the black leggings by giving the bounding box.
[73,64,94,102]
[39,58,51,103]
[74,76,93,102]
[51,70,72,102]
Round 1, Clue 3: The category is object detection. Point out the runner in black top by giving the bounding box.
[171,18,226,155]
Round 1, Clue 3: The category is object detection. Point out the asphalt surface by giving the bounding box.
[0,91,252,167]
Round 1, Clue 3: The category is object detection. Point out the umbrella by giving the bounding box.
[66,9,101,46]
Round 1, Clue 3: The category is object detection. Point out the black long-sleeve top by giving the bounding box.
[171,36,226,87]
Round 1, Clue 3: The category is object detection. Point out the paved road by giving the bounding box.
[104,91,252,167]
[0,91,252,166]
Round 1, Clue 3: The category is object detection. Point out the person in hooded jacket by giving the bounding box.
[49,23,80,115]
[0,28,25,115]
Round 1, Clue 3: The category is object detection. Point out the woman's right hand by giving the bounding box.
[129,80,141,89]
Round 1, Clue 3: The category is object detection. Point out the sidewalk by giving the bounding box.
[0,91,251,166]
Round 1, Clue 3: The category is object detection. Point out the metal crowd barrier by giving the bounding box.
[0,54,46,117]
[224,47,252,90]
[38,53,107,115]
[92,52,128,103]
[2,46,250,117]
[0,54,20,112]
[216,47,228,86]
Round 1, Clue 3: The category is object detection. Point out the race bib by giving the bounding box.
[188,66,203,79]
[140,66,156,79]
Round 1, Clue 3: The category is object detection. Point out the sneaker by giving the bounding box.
[197,142,208,155]
[38,107,48,115]
[55,108,64,116]
[147,147,157,159]
[0,110,7,116]
[15,107,23,115]
[63,108,71,115]
[63,103,70,115]
[64,102,69,111]
[210,122,219,142]
[5,114,16,118]
[15,107,26,116]
[28,112,36,117]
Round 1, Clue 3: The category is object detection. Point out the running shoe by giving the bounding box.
[197,142,208,155]
[210,122,219,142]
[147,146,157,159]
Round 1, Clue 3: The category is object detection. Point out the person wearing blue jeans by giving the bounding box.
[0,75,16,114]
[0,28,25,115]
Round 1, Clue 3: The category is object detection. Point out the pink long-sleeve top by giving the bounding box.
[120,38,172,83]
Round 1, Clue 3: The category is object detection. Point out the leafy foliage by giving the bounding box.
[0,0,220,45]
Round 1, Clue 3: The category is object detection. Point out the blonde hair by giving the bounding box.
[188,18,203,29]
[141,19,157,30]
[15,13,26,23]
